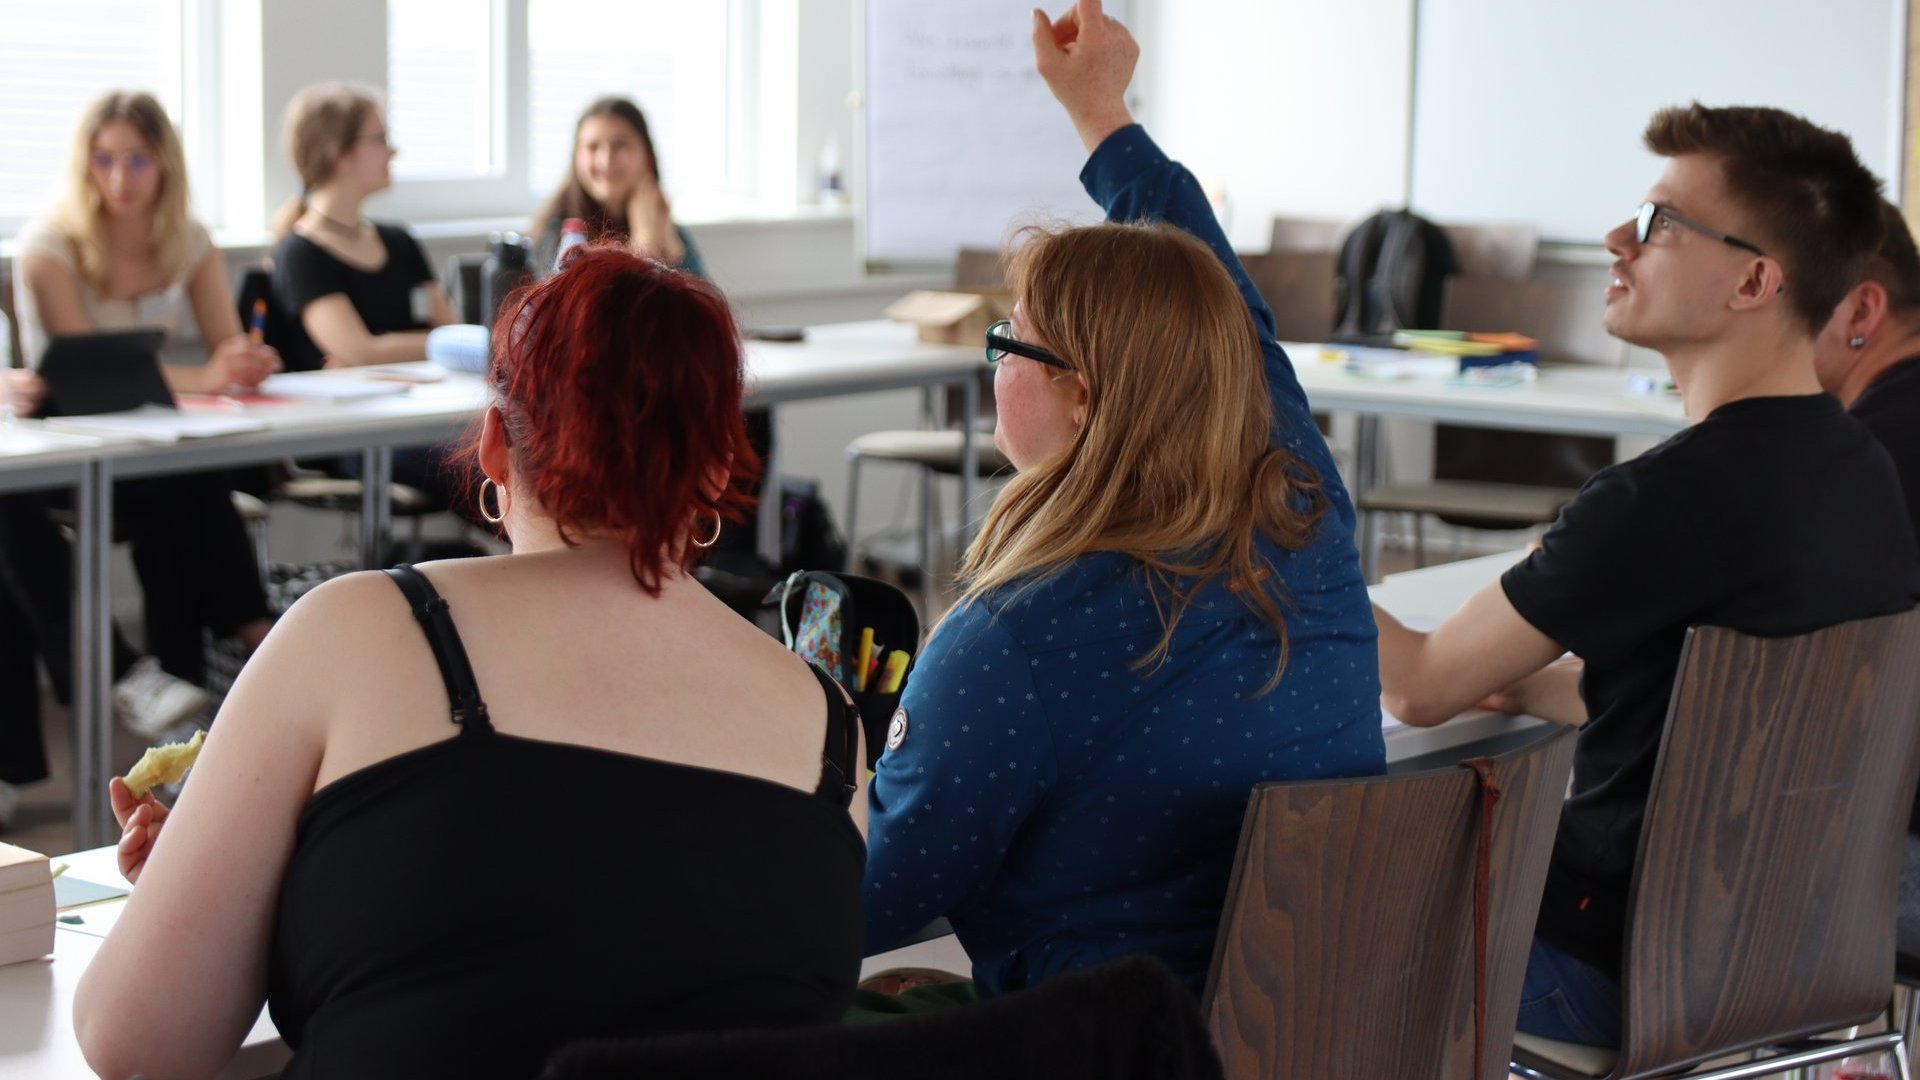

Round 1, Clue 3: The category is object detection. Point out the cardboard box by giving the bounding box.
[885,289,1010,346]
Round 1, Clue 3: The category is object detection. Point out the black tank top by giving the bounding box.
[265,566,865,1079]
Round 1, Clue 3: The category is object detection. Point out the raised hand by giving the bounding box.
[1030,0,1139,153]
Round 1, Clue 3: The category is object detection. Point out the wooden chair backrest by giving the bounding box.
[1608,608,1920,1079]
[1204,727,1577,1079]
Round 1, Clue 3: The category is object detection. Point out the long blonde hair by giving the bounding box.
[47,91,194,294]
[271,83,382,238]
[955,222,1326,691]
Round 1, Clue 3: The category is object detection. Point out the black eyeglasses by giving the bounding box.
[985,319,1071,370]
[1635,201,1766,256]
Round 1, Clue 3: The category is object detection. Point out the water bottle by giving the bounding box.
[479,231,533,328]
[553,218,590,273]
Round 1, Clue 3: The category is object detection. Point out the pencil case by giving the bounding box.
[766,570,920,769]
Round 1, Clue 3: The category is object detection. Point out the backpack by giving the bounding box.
[1331,209,1460,344]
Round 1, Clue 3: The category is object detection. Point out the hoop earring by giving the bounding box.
[477,477,508,525]
[692,510,724,549]
[1850,335,1868,349]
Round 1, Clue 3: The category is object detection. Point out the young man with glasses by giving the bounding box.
[1373,104,1920,1047]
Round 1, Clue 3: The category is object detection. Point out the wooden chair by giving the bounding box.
[1896,952,1920,1077]
[1203,725,1578,1079]
[1511,607,1920,1080]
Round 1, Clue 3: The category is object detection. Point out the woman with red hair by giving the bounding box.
[73,245,867,1080]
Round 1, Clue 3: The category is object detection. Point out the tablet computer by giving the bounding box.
[37,328,173,416]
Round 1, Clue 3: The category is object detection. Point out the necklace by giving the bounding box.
[312,210,370,236]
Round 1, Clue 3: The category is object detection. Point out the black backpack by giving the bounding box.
[1331,209,1459,344]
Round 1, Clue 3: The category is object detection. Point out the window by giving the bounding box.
[377,0,745,222]
[0,1,186,227]
[526,1,735,199]
[386,0,500,181]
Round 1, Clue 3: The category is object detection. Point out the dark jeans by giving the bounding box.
[0,472,269,697]
[1515,936,1624,1047]
[0,582,49,784]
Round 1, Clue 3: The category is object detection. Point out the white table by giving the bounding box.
[1282,344,1689,579]
[0,321,985,848]
[1,553,1531,1078]
[0,847,286,1080]
[742,322,986,558]
[1370,549,1545,761]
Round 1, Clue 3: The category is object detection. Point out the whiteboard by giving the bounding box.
[1409,0,1906,244]
[863,0,1129,264]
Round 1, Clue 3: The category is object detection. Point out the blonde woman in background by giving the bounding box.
[13,91,279,388]
[0,92,275,780]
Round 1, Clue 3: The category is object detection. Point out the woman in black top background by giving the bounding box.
[269,82,455,371]
[268,83,463,508]
[74,245,868,1080]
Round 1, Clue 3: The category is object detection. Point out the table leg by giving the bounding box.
[1354,414,1381,583]
[78,460,114,848]
[359,446,392,570]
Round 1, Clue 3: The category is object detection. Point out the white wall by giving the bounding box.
[1135,0,1415,251]
[258,1,390,230]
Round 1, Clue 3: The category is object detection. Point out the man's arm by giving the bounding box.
[1485,658,1588,728]
[1374,579,1570,727]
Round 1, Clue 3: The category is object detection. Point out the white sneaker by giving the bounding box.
[113,657,212,740]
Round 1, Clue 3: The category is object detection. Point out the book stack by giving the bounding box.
[0,842,55,966]
[1392,330,1541,370]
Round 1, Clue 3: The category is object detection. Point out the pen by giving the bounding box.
[880,649,911,693]
[855,627,875,692]
[248,299,267,345]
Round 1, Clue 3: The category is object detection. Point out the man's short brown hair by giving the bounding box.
[1644,103,1884,335]
[1862,198,1920,321]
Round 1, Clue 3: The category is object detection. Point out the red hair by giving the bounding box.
[477,242,760,594]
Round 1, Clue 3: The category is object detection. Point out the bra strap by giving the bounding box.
[807,664,860,808]
[383,565,492,733]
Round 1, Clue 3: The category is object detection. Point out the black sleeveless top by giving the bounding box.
[265,566,865,1079]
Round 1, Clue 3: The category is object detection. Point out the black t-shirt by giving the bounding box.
[1502,393,1920,977]
[271,223,435,372]
[1848,355,1920,832]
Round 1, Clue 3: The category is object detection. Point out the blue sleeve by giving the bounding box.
[1077,124,1314,430]
[862,606,1058,954]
